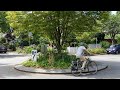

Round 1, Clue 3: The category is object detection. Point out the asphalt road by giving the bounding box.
[0,52,120,79]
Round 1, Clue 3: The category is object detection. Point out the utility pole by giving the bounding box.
[96,38,97,48]
[28,32,32,46]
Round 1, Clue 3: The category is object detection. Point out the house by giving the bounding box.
[103,39,117,44]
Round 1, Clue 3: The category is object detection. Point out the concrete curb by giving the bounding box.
[14,62,108,74]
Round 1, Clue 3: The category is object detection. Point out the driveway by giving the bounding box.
[0,52,120,79]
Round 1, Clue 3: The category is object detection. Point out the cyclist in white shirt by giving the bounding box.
[76,44,91,70]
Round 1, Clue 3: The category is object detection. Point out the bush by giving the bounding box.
[19,40,29,46]
[0,37,6,44]
[9,44,16,51]
[90,38,96,44]
[24,46,34,54]
[36,45,41,52]
[78,42,88,48]
[87,48,106,54]
[22,60,37,67]
[22,52,76,69]
[116,36,120,44]
[16,46,34,54]
[100,41,110,49]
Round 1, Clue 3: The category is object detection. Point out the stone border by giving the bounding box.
[14,62,108,74]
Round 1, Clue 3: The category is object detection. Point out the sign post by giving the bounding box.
[28,32,32,46]
[10,27,13,33]
[31,50,37,62]
[96,38,97,48]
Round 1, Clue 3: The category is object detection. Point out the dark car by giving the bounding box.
[106,44,120,54]
[0,45,7,53]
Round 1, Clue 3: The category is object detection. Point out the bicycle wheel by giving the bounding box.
[79,65,89,76]
[71,61,82,76]
[87,61,98,74]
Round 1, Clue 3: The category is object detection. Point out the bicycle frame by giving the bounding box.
[71,55,98,76]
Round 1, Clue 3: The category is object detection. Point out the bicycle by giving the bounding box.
[71,56,98,76]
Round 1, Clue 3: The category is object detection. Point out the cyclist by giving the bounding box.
[76,43,91,70]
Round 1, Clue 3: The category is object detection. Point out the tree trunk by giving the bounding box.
[110,33,116,45]
[57,44,62,54]
[56,27,62,54]
[55,11,62,54]
[112,39,114,45]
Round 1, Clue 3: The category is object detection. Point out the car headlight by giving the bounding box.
[112,48,115,50]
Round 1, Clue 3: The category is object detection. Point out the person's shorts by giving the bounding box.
[76,54,83,58]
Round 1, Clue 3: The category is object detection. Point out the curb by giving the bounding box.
[14,63,108,74]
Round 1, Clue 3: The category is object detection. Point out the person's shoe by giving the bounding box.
[81,67,85,71]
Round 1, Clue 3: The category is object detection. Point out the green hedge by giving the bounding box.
[87,48,106,54]
[16,46,34,54]
[100,41,110,49]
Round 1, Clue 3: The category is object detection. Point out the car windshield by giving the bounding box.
[110,45,117,48]
[0,45,5,48]
[0,45,3,47]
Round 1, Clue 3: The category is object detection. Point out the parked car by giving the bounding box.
[106,44,120,54]
[0,45,7,53]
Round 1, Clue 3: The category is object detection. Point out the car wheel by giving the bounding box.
[4,51,6,53]
[116,51,119,54]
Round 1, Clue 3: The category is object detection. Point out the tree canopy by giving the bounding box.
[0,11,110,53]
[0,11,10,33]
[103,12,120,44]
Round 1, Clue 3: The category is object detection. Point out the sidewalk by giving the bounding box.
[14,62,108,74]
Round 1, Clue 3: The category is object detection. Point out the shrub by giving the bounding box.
[87,48,106,54]
[16,47,23,53]
[90,38,96,44]
[9,44,16,51]
[36,44,41,52]
[0,37,6,44]
[22,60,37,67]
[16,46,34,54]
[22,52,76,69]
[100,41,110,49]
[116,36,120,44]
[78,42,88,48]
[24,46,34,54]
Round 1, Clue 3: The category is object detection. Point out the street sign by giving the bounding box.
[28,32,32,46]
[31,50,37,62]
[28,32,32,37]
[10,27,13,33]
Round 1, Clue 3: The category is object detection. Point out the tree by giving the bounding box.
[0,11,10,33]
[21,11,110,54]
[95,33,105,43]
[74,11,110,34]
[103,13,120,45]
[6,11,27,36]
[41,11,110,53]
[4,11,109,53]
[40,11,77,53]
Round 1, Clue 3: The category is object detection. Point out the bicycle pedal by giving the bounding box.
[80,68,85,71]
[71,67,78,70]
